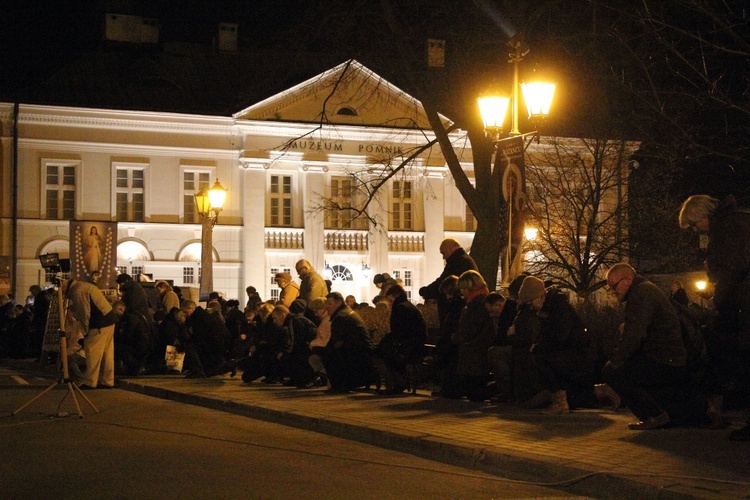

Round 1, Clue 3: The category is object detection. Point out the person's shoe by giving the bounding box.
[594,383,621,411]
[185,370,206,379]
[540,390,570,415]
[282,378,296,387]
[729,424,750,441]
[520,389,553,409]
[628,411,670,430]
[261,376,280,384]
[299,378,318,389]
[230,360,238,378]
[78,384,95,390]
[98,384,115,389]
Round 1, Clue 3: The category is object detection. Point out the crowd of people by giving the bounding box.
[1,194,749,442]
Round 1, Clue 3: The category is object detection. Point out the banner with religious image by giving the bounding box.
[70,221,118,290]
[494,135,527,283]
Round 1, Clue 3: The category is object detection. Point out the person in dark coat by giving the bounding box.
[419,238,479,331]
[444,270,494,402]
[112,300,151,376]
[180,300,234,378]
[116,274,150,318]
[680,194,750,440]
[430,276,464,397]
[322,292,375,393]
[28,285,52,357]
[241,303,288,384]
[373,285,428,393]
[514,277,597,414]
[603,263,711,430]
[272,305,318,388]
[669,281,690,308]
[156,307,186,372]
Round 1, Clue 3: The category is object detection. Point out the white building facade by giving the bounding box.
[0,61,479,302]
[0,60,631,303]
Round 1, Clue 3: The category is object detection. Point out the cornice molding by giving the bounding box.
[2,104,234,135]
[18,138,239,159]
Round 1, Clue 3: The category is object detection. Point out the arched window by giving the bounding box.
[330,264,353,282]
[336,106,358,116]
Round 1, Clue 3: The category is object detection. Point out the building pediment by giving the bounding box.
[233,59,451,130]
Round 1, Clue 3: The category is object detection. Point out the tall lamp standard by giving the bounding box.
[695,280,708,308]
[477,36,555,285]
[195,180,227,302]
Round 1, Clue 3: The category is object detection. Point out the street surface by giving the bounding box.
[0,384,587,499]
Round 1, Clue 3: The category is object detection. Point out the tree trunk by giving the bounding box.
[470,215,505,291]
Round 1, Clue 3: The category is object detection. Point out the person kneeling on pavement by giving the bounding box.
[373,284,428,394]
[322,292,376,393]
[603,263,714,430]
[512,276,599,414]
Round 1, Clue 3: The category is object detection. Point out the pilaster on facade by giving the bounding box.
[422,174,447,287]
[243,167,267,294]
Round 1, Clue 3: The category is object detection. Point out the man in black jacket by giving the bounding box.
[322,292,374,393]
[180,300,233,378]
[419,238,478,328]
[604,263,709,430]
[374,285,428,393]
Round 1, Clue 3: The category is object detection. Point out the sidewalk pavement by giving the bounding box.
[115,374,750,499]
[4,359,749,499]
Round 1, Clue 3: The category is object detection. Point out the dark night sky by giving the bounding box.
[2,0,747,201]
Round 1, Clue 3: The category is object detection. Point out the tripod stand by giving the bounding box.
[12,286,99,418]
[12,336,99,418]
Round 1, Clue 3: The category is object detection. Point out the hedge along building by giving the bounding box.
[0,59,634,303]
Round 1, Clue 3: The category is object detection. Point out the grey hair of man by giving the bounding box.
[678,195,719,229]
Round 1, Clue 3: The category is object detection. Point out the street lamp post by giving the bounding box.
[477,36,555,285]
[195,179,227,302]
[695,280,708,308]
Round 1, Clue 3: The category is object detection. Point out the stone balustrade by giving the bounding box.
[265,228,304,249]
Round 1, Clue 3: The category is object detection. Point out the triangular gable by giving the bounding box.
[233,59,451,130]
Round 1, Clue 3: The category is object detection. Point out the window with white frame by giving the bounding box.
[269,175,292,227]
[391,269,414,301]
[327,176,365,229]
[131,265,144,277]
[115,165,146,222]
[183,267,195,284]
[392,180,413,230]
[330,264,353,282]
[43,162,77,220]
[183,170,211,223]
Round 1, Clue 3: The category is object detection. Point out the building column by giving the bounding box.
[302,165,326,273]
[369,181,389,278]
[422,171,446,288]
[242,163,267,295]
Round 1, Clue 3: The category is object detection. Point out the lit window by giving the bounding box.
[183,171,211,223]
[44,163,77,219]
[392,180,413,230]
[115,167,146,222]
[269,175,292,227]
[183,267,194,284]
